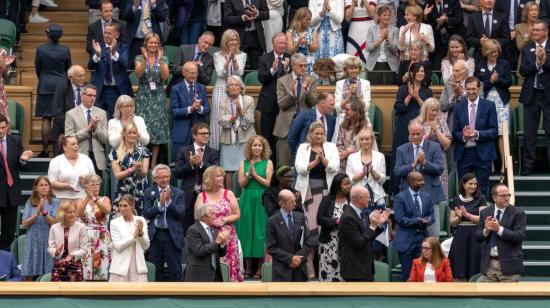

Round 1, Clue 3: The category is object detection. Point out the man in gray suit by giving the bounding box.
[65,84,108,174]
[184,205,229,282]
[274,53,317,166]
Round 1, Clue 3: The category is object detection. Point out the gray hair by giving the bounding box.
[81,84,96,94]
[114,95,135,119]
[350,186,369,204]
[67,65,84,77]
[408,119,425,132]
[225,75,246,95]
[152,164,171,178]
[453,59,469,71]
[194,205,212,220]
[291,53,307,65]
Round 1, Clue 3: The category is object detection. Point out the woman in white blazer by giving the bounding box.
[397,4,435,61]
[48,200,88,281]
[333,56,371,143]
[346,128,387,207]
[294,121,339,278]
[108,95,150,148]
[109,194,150,282]
[308,0,346,58]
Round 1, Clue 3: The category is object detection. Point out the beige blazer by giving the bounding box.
[65,105,108,170]
[109,215,150,276]
[274,73,317,139]
[218,95,256,145]
[47,221,89,260]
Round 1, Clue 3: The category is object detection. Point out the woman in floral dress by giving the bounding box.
[309,0,345,59]
[0,48,15,121]
[287,7,319,74]
[76,174,112,281]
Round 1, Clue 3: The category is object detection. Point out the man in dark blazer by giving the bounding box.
[540,0,550,24]
[494,0,529,34]
[223,0,269,69]
[89,22,133,119]
[424,0,464,69]
[394,119,444,237]
[170,62,210,156]
[452,76,498,197]
[86,0,127,56]
[50,65,87,156]
[466,0,511,63]
[143,164,185,281]
[476,183,526,282]
[257,32,291,158]
[518,20,550,176]
[339,186,388,282]
[174,122,220,234]
[168,31,215,94]
[184,205,229,282]
[392,172,435,281]
[124,0,166,69]
[287,92,336,157]
[266,189,312,282]
[0,114,33,250]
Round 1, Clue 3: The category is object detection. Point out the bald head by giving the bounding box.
[278,189,296,212]
[408,171,425,192]
[350,186,370,209]
[183,61,199,83]
[452,59,469,80]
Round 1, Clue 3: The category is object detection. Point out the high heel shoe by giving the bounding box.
[38,150,48,158]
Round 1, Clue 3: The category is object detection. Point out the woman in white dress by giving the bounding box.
[345,0,377,63]
[211,29,247,150]
[309,0,346,58]
[262,0,284,52]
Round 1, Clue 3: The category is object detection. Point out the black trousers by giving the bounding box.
[0,205,18,251]
[523,90,550,171]
[242,31,263,70]
[260,111,278,161]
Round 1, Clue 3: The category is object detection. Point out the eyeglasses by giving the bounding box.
[196,132,210,136]
[497,193,511,198]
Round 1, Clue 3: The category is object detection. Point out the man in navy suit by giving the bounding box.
[287,92,336,157]
[0,250,23,281]
[392,172,435,281]
[518,20,550,176]
[86,0,127,56]
[170,62,210,158]
[453,76,498,197]
[174,122,220,234]
[89,22,133,119]
[394,119,444,238]
[143,164,185,281]
[476,183,526,282]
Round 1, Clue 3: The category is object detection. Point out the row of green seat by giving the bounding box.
[0,18,17,52]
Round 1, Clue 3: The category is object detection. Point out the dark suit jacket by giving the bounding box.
[392,189,434,253]
[86,19,128,56]
[169,44,214,90]
[317,194,348,244]
[287,108,336,156]
[466,10,511,62]
[88,43,133,98]
[266,210,312,282]
[519,41,550,105]
[262,186,303,217]
[223,0,269,52]
[143,185,185,250]
[174,144,220,192]
[475,57,512,104]
[541,0,550,24]
[495,0,529,28]
[50,80,85,142]
[0,135,25,208]
[425,0,464,44]
[452,97,498,162]
[124,0,166,44]
[184,221,227,282]
[396,60,432,86]
[338,204,384,281]
[35,43,71,95]
[394,140,445,204]
[476,204,527,276]
[170,81,210,144]
[257,51,291,114]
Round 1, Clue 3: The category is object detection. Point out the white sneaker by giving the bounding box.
[40,0,58,7]
[29,13,49,23]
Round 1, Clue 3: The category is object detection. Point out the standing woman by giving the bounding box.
[195,166,242,282]
[107,95,150,148]
[263,0,285,52]
[48,200,88,282]
[211,29,247,150]
[21,176,60,280]
[515,2,539,85]
[397,4,434,62]
[35,24,71,157]
[236,136,274,278]
[336,99,369,171]
[440,35,475,85]
[295,121,340,278]
[344,0,377,63]
[448,173,486,281]
[219,76,256,190]
[109,194,150,282]
[134,32,170,168]
[396,41,432,86]
[309,0,346,58]
[109,122,151,215]
[0,48,16,121]
[317,173,351,282]
[287,8,319,74]
[76,175,112,281]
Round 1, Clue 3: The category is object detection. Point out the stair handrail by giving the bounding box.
[502,121,515,205]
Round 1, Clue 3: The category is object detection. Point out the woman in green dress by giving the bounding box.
[236,135,273,278]
[134,32,170,168]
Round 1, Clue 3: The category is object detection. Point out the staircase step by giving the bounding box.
[40,11,89,23]
[21,33,86,43]
[20,174,41,191]
[47,0,88,11]
[21,48,89,63]
[490,175,550,192]
[25,158,52,173]
[27,22,88,35]
[523,241,550,260]
[524,261,550,276]
[21,40,86,50]
[514,191,550,207]
[526,225,550,241]
[525,207,550,225]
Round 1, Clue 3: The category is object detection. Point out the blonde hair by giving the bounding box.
[343,56,362,76]
[288,7,312,33]
[521,1,538,23]
[405,4,423,23]
[356,127,376,146]
[220,29,240,55]
[115,121,140,163]
[56,200,77,226]
[202,166,225,191]
[143,32,161,53]
[482,39,501,58]
[306,121,327,145]
[416,97,440,124]
[243,135,271,161]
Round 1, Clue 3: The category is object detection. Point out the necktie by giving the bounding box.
[484,13,491,36]
[206,227,217,269]
[489,209,502,247]
[0,140,13,187]
[106,46,113,84]
[414,193,422,217]
[437,2,442,15]
[360,210,369,228]
[536,45,544,89]
[414,145,421,171]
[469,103,476,131]
[76,87,82,106]
[277,56,284,76]
[295,76,302,113]
[86,110,93,150]
[320,115,325,124]
[189,83,195,99]
[141,0,151,36]
[287,213,295,236]
[193,51,201,62]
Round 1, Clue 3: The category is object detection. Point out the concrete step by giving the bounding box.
[25,158,52,173]
[40,11,89,23]
[524,260,550,276]
[523,241,550,260]
[50,0,88,11]
[21,40,86,50]
[21,48,89,63]
[525,207,550,225]
[526,225,550,241]
[515,191,550,207]
[21,33,86,43]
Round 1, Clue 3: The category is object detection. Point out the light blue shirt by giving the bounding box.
[408,187,422,216]
[154,186,171,229]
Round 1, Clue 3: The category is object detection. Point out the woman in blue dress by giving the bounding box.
[287,7,319,74]
[309,0,345,59]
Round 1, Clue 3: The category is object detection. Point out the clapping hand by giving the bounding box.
[216,229,231,244]
[490,71,498,84]
[191,98,202,112]
[159,187,169,205]
[92,39,102,56]
[55,243,64,256]
[140,47,148,59]
[37,199,45,214]
[0,54,16,67]
[134,219,144,238]
[157,47,164,62]
[424,4,434,16]
[235,98,243,116]
[110,38,117,54]
[416,149,425,165]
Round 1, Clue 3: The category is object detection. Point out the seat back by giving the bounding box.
[163,45,179,65]
[261,262,273,282]
[220,262,230,282]
[10,234,26,266]
[38,273,52,281]
[7,99,24,136]
[0,18,17,49]
[232,171,241,198]
[244,70,261,85]
[146,261,156,282]
[368,103,383,145]
[374,261,390,282]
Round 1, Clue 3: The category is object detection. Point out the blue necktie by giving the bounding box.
[76,87,81,106]
[206,227,217,269]
[106,46,113,84]
[296,77,302,113]
[188,83,194,99]
[287,213,295,236]
[489,210,502,247]
[86,110,93,150]
[414,193,422,217]
[277,56,284,76]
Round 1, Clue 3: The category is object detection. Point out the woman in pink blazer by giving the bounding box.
[409,236,453,282]
[47,200,88,281]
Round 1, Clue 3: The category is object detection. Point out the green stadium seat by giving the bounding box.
[9,234,26,266]
[0,18,17,50]
[368,103,383,146]
[7,99,24,136]
[38,273,52,281]
[261,262,272,282]
[374,260,390,282]
[469,273,482,282]
[163,45,179,64]
[208,46,220,54]
[244,70,261,85]
[431,73,441,86]
[387,246,402,281]
[439,201,451,241]
[448,169,459,201]
[146,261,156,282]
[211,70,217,84]
[220,262,230,282]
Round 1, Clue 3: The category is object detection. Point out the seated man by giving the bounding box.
[0,250,23,281]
